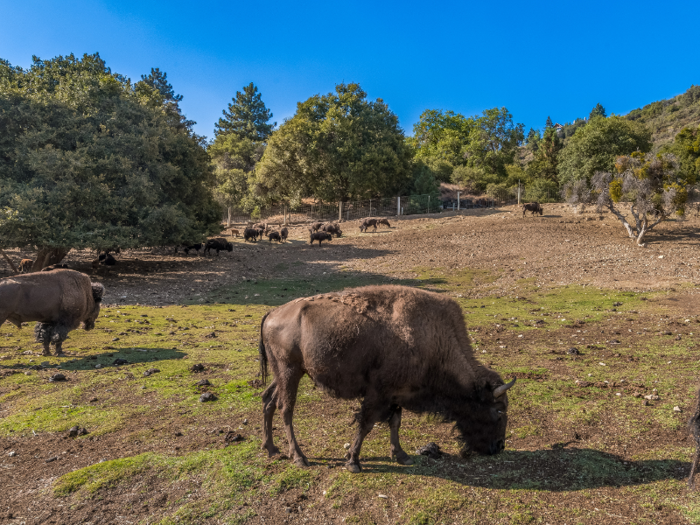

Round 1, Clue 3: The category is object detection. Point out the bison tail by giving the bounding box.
[91,282,105,303]
[259,312,270,385]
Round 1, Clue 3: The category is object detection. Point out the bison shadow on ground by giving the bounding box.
[305,447,688,491]
[0,347,186,372]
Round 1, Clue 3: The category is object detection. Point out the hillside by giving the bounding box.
[624,84,700,146]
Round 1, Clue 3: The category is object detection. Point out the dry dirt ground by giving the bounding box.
[2,204,700,524]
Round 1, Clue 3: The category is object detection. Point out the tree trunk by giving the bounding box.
[636,219,648,246]
[30,247,70,272]
[607,204,635,238]
[0,249,19,274]
[227,207,232,227]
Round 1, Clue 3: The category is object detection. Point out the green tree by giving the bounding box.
[525,127,563,183]
[409,109,476,167]
[137,67,195,130]
[669,125,700,181]
[557,116,652,186]
[254,83,412,203]
[411,161,440,195]
[545,116,553,129]
[589,103,607,120]
[0,53,220,269]
[463,107,525,178]
[215,82,275,141]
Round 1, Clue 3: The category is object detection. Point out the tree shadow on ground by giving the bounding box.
[0,347,186,372]
[308,447,688,491]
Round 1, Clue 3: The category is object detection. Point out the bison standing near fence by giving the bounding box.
[522,202,544,217]
[310,222,323,232]
[309,231,332,246]
[280,227,289,242]
[322,223,343,237]
[244,228,258,242]
[0,269,105,356]
[359,218,378,233]
[267,231,282,243]
[258,285,515,472]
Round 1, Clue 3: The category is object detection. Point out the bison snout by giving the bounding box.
[488,439,505,455]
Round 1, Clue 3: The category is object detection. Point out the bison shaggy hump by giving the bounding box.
[258,285,515,472]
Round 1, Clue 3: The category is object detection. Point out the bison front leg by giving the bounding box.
[261,380,281,458]
[389,406,412,466]
[346,399,392,473]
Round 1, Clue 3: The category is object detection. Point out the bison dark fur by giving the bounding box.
[244,228,258,242]
[183,243,203,255]
[257,285,515,472]
[377,218,391,228]
[322,223,343,237]
[267,231,282,243]
[522,202,543,217]
[309,231,332,245]
[204,238,233,255]
[359,218,378,233]
[310,222,323,232]
[280,227,289,242]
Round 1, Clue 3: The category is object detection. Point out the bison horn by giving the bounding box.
[493,379,516,398]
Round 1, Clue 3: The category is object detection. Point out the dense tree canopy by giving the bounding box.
[557,116,652,186]
[589,103,607,120]
[525,127,562,183]
[0,53,220,268]
[254,83,412,203]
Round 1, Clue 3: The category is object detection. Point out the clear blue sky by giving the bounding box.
[2,0,698,140]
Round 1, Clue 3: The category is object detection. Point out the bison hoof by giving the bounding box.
[294,456,310,467]
[395,453,413,466]
[345,462,362,473]
[263,445,280,458]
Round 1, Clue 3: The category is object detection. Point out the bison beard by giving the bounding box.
[256,285,514,472]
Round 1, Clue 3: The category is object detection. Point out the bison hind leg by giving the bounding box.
[389,406,412,466]
[34,323,53,356]
[34,323,70,356]
[261,380,281,458]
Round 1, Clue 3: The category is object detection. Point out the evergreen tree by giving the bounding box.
[215,82,275,141]
[140,67,182,103]
[589,103,607,120]
[545,116,554,129]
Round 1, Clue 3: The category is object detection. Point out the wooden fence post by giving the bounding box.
[0,249,19,274]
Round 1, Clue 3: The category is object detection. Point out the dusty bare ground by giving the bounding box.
[2,203,698,306]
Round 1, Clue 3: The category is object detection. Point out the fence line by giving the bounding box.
[222,186,568,225]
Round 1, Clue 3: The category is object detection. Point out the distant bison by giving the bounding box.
[522,202,543,217]
[230,229,240,238]
[244,228,258,242]
[18,259,33,273]
[99,253,116,266]
[322,223,343,237]
[377,218,391,228]
[267,231,282,243]
[309,231,332,246]
[204,238,233,255]
[253,222,267,231]
[280,227,289,242]
[359,218,378,233]
[42,263,70,272]
[258,285,515,472]
[310,222,323,232]
[183,243,203,255]
[0,269,105,356]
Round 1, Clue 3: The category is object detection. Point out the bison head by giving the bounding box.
[455,378,515,456]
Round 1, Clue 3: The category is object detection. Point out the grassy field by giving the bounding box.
[2,263,700,524]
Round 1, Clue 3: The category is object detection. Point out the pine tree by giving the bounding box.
[589,103,607,120]
[140,68,182,103]
[215,82,275,141]
[545,116,553,129]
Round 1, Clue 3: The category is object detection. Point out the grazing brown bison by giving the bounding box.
[204,238,233,255]
[322,223,343,237]
[310,222,323,232]
[280,227,289,242]
[377,218,391,228]
[309,231,332,246]
[0,269,105,356]
[18,259,33,273]
[522,202,543,217]
[267,231,282,243]
[359,218,378,233]
[258,285,515,472]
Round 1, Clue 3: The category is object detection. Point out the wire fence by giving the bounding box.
[222,186,568,225]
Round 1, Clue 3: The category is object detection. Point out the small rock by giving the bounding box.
[343,443,351,450]
[45,456,58,463]
[174,431,183,437]
[196,379,211,387]
[378,494,388,499]
[89,397,98,402]
[113,358,129,366]
[566,347,580,355]
[674,406,682,412]
[204,332,217,339]
[643,400,650,406]
[644,394,660,401]
[49,373,67,382]
[190,363,205,373]
[199,392,217,402]
[576,380,592,388]
[416,442,442,459]
[142,368,160,377]
[243,419,248,424]
[247,379,263,388]
[112,337,120,342]
[8,451,16,457]
[95,364,102,369]
[22,350,33,355]
[612,302,623,307]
